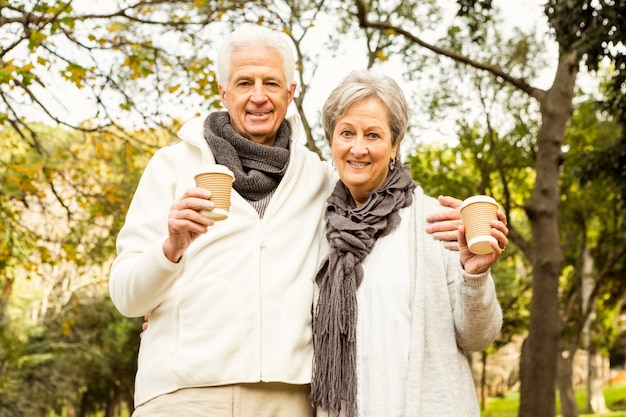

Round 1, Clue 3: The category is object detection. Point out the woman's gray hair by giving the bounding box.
[322,69,408,149]
[217,25,295,87]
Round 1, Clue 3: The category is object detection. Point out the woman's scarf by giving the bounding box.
[311,163,416,417]
[203,111,291,201]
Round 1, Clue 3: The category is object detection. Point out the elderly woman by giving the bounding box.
[311,69,508,417]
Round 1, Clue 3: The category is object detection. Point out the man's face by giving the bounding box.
[219,47,296,146]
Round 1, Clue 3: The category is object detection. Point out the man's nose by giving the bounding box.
[250,83,268,102]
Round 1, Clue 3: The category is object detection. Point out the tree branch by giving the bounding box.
[353,0,547,102]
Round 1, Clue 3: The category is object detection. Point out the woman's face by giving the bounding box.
[330,96,399,206]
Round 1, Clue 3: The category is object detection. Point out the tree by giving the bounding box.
[2,290,141,416]
[1,0,210,327]
[0,122,161,415]
[554,96,626,417]
[353,0,626,415]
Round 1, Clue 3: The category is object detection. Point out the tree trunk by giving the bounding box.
[557,351,579,417]
[580,246,608,413]
[587,345,608,413]
[518,50,579,417]
[481,352,489,410]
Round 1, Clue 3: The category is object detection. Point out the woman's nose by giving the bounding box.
[350,137,368,156]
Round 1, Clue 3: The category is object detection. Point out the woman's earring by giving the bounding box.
[389,158,396,171]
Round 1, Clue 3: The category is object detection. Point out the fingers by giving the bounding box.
[169,188,217,229]
[164,188,217,262]
[426,208,461,223]
[458,204,511,275]
[437,195,462,209]
[140,313,150,338]
[169,208,215,232]
[491,211,509,250]
[430,228,461,242]
[443,241,460,251]
[459,220,510,274]
[428,196,511,257]
[496,209,508,226]
[426,196,462,224]
[458,224,468,247]
[494,228,508,251]
[426,199,462,251]
[173,188,215,219]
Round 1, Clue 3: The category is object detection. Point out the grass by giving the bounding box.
[481,384,626,417]
[50,383,626,417]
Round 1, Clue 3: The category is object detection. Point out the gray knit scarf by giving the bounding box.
[311,164,416,417]
[203,111,291,201]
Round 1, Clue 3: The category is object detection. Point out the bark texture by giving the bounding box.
[518,50,578,417]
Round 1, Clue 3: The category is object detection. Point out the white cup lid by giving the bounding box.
[194,164,235,179]
[460,195,498,210]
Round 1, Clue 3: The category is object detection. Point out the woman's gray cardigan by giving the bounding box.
[403,187,503,416]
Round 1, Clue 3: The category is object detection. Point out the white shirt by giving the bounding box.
[357,208,411,417]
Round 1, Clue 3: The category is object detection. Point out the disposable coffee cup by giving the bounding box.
[460,195,499,255]
[193,164,235,221]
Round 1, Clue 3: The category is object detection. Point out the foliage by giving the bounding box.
[557,97,626,363]
[0,122,167,313]
[0,122,169,415]
[0,1,228,130]
[1,290,141,416]
[544,0,626,77]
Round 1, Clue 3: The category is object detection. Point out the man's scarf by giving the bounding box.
[311,163,416,417]
[203,111,291,201]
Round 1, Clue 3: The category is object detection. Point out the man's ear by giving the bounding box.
[287,82,297,104]
[219,85,228,108]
